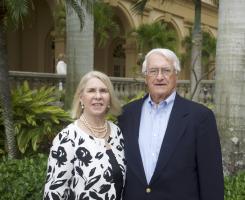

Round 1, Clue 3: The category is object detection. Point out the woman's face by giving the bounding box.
[80,77,110,117]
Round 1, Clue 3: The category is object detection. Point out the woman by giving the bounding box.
[44,71,126,200]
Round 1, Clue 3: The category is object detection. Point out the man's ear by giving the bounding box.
[144,74,148,85]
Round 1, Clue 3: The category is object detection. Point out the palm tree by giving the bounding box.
[182,31,216,98]
[129,21,178,57]
[60,0,120,108]
[0,0,93,158]
[0,0,34,159]
[64,0,94,109]
[131,0,218,100]
[190,0,202,101]
[215,0,245,174]
[94,1,119,48]
[201,31,216,78]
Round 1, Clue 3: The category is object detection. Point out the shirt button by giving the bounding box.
[146,187,151,193]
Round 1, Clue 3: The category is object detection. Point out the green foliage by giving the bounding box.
[225,171,245,200]
[0,155,244,200]
[3,0,34,30]
[131,0,148,14]
[122,90,145,104]
[53,1,120,47]
[53,0,66,37]
[129,21,178,56]
[94,1,120,47]
[107,91,145,123]
[181,31,216,75]
[0,153,48,200]
[0,81,72,155]
[202,31,216,76]
[64,0,94,30]
[0,129,5,156]
[0,106,7,156]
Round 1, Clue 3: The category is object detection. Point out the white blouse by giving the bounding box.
[43,121,126,200]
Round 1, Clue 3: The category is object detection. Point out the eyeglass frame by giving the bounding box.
[144,66,177,77]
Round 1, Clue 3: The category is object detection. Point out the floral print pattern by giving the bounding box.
[43,121,126,200]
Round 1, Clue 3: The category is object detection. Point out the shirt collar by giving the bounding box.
[147,91,176,108]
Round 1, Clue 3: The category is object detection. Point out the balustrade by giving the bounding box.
[9,71,214,104]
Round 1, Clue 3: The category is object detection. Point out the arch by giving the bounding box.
[202,25,217,37]
[7,0,54,72]
[109,38,126,77]
[95,2,137,77]
[44,27,55,73]
[153,15,183,53]
[115,2,136,32]
[154,14,185,41]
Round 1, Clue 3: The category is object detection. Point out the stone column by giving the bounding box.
[124,38,137,77]
[54,36,65,64]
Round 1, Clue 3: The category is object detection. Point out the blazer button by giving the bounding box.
[146,187,151,194]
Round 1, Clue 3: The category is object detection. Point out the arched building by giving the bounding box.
[7,0,218,80]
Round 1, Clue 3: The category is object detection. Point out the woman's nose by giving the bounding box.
[95,90,102,98]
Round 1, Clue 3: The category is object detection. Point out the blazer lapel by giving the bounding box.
[125,96,148,184]
[150,94,189,184]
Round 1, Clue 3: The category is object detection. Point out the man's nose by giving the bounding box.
[156,70,165,79]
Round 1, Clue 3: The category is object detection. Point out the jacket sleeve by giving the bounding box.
[43,129,75,200]
[196,109,224,200]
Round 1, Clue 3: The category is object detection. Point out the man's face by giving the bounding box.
[145,53,177,103]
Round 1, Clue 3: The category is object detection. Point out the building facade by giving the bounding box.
[7,0,218,80]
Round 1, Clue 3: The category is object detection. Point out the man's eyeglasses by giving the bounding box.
[145,67,175,77]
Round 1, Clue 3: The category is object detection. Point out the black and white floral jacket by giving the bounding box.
[43,121,126,200]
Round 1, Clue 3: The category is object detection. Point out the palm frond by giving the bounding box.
[94,1,119,47]
[65,0,84,29]
[131,0,167,14]
[131,0,148,14]
[130,21,178,54]
[4,0,34,29]
[65,0,94,29]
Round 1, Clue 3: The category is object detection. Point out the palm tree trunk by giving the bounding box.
[190,0,202,101]
[215,0,245,175]
[65,3,94,109]
[0,10,18,159]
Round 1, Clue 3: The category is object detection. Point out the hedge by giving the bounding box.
[0,154,244,200]
[0,154,47,200]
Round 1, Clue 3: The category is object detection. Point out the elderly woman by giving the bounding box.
[44,71,126,200]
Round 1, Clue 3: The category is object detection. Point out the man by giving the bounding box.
[118,48,224,200]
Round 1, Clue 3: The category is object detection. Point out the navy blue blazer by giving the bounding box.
[118,94,224,200]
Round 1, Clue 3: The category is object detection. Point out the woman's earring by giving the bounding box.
[81,102,85,111]
[107,104,110,112]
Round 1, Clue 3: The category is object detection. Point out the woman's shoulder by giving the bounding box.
[59,122,76,135]
[108,121,120,130]
[108,121,123,137]
[52,122,77,144]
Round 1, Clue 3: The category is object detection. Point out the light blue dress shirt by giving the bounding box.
[138,91,176,183]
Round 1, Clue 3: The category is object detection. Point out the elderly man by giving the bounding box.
[118,48,224,200]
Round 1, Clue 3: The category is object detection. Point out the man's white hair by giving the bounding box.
[142,48,181,74]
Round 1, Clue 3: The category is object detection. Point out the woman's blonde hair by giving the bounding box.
[71,71,122,119]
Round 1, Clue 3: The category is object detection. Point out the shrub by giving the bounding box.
[225,171,245,200]
[0,81,72,155]
[0,155,244,200]
[0,154,48,200]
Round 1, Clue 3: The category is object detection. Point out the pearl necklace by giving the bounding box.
[80,114,108,139]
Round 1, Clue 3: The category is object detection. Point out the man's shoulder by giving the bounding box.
[176,94,214,116]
